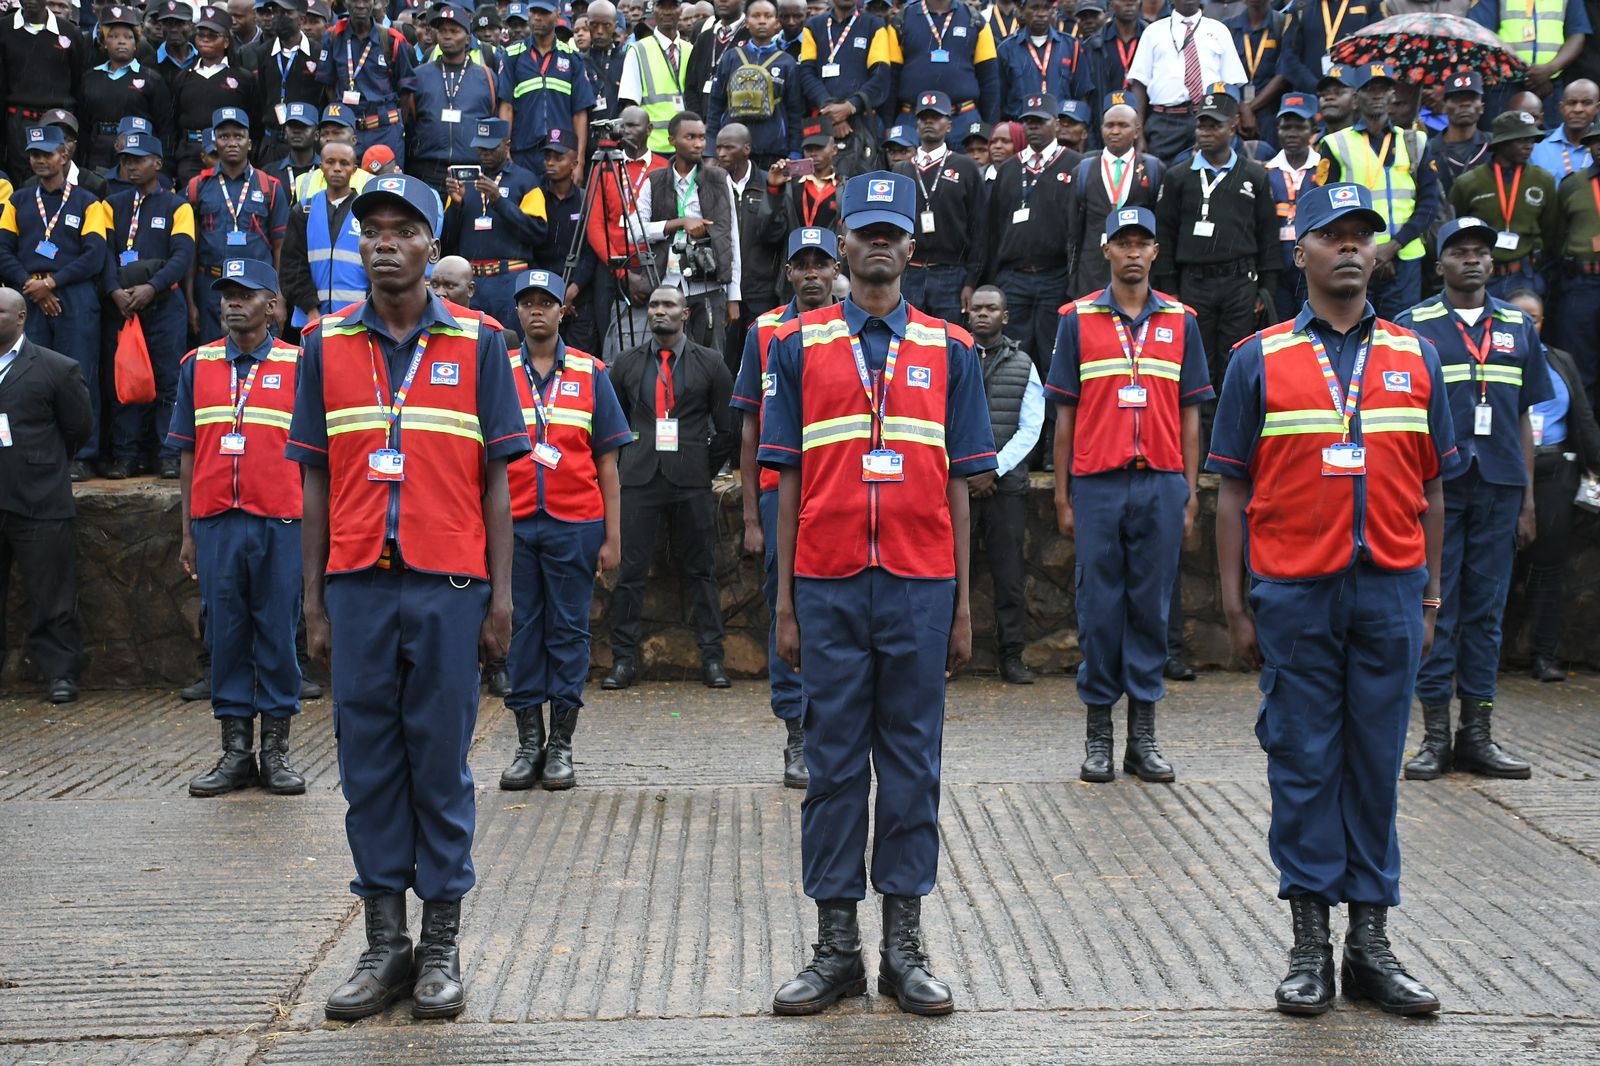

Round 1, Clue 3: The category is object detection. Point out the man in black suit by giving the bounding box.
[604,285,737,690]
[0,287,93,703]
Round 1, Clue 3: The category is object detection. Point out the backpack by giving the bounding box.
[726,47,779,121]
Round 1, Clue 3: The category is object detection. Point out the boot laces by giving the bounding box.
[890,923,931,971]
[1355,914,1404,974]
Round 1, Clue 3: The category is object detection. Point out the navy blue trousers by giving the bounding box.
[1415,465,1522,706]
[1252,563,1426,906]
[24,281,101,459]
[192,511,302,719]
[796,569,953,900]
[507,513,605,717]
[996,265,1072,375]
[470,273,519,339]
[326,566,489,902]
[1072,469,1187,706]
[1554,274,1600,410]
[758,489,803,722]
[112,293,189,461]
[902,263,967,327]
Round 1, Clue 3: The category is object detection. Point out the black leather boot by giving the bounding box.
[325,894,413,1020]
[499,706,547,791]
[1454,699,1531,778]
[412,899,466,1019]
[189,717,259,797]
[1275,897,1334,1015]
[878,895,954,1016]
[1080,703,1115,783]
[601,659,636,690]
[258,715,306,795]
[1403,703,1452,780]
[1122,699,1175,782]
[772,900,867,1015]
[782,718,808,790]
[1341,903,1440,1015]
[542,708,578,790]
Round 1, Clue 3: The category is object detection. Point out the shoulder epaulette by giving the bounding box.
[773,317,802,340]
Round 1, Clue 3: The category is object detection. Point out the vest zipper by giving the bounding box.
[385,422,402,546]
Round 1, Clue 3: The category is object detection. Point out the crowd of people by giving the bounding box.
[2,0,1600,1032]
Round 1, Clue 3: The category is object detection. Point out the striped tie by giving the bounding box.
[1182,20,1203,104]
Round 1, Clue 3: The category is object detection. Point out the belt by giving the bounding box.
[1492,257,1529,275]
[907,259,962,269]
[1008,263,1067,274]
[471,258,529,276]
[184,128,206,141]
[356,108,402,131]
[1151,103,1195,114]
[1123,455,1149,470]
[1534,443,1574,458]
[1185,261,1258,280]
[1566,260,1600,276]
[5,105,44,117]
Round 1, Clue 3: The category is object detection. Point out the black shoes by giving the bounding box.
[1530,655,1566,682]
[1122,699,1175,782]
[485,660,510,698]
[1403,703,1452,780]
[159,456,181,479]
[189,717,259,797]
[1276,897,1334,1015]
[703,660,731,688]
[1080,703,1115,783]
[325,894,414,1021]
[48,678,79,704]
[179,675,210,701]
[782,718,808,790]
[542,708,578,790]
[1341,904,1440,1015]
[500,705,547,790]
[1453,698,1531,779]
[101,459,133,480]
[602,659,636,690]
[69,460,90,482]
[412,900,466,1019]
[258,715,306,795]
[299,676,323,700]
[1163,656,1196,681]
[878,895,954,1015]
[999,656,1035,685]
[772,900,867,1015]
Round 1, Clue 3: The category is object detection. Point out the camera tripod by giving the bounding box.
[562,128,660,361]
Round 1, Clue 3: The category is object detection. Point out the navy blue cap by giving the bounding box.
[543,127,576,153]
[1436,215,1495,254]
[471,117,510,148]
[1058,99,1091,124]
[839,171,916,233]
[354,174,445,237]
[1102,89,1133,112]
[527,0,560,10]
[284,101,317,126]
[256,0,307,10]
[1294,182,1387,240]
[883,124,915,148]
[915,90,952,116]
[1105,206,1156,241]
[119,131,161,157]
[117,116,153,135]
[1277,92,1317,120]
[202,128,217,153]
[1317,64,1350,89]
[24,125,65,153]
[787,226,839,261]
[513,268,565,302]
[1348,62,1398,89]
[1076,0,1105,11]
[211,258,279,292]
[320,103,355,128]
[1021,93,1058,120]
[212,106,249,131]
[506,1,529,19]
[431,2,470,24]
[1443,70,1483,96]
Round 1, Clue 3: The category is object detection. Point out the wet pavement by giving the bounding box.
[2,670,1599,1064]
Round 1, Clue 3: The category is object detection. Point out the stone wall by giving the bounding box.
[6,475,1600,688]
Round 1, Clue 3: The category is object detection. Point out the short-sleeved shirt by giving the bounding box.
[285,291,531,467]
[1045,287,1214,407]
[757,296,999,478]
[518,341,633,457]
[191,166,289,266]
[505,40,597,156]
[167,333,277,451]
[731,299,796,414]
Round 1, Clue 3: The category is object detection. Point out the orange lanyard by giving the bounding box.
[1240,25,1268,78]
[1493,164,1523,230]
[1455,320,1493,402]
[1320,0,1350,50]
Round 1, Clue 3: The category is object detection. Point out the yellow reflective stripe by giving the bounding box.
[241,409,293,429]
[1080,357,1134,380]
[1408,302,1449,322]
[265,351,299,363]
[903,322,946,347]
[1261,409,1347,436]
[802,414,872,450]
[548,409,592,430]
[514,77,575,96]
[882,416,945,448]
[1360,409,1431,433]
[1373,328,1420,355]
[1259,330,1302,356]
[195,406,237,425]
[1140,358,1183,381]
[401,407,483,441]
[563,354,594,374]
[1479,365,1524,385]
[196,345,228,360]
[757,310,785,328]
[801,319,850,346]
[1442,365,1472,382]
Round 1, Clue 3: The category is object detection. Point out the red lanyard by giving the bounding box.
[34,182,75,243]
[1455,319,1492,402]
[800,178,834,226]
[1026,39,1053,87]
[1493,163,1523,231]
[1114,34,1137,72]
[230,356,263,429]
[1590,176,1600,222]
[369,332,431,443]
[1102,152,1133,208]
[345,35,374,91]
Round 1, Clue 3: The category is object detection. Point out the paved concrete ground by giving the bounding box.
[2,670,1599,1064]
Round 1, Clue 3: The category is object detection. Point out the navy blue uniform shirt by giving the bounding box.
[167,333,280,451]
[1045,286,1214,407]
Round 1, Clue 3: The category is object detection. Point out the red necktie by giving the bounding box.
[1182,20,1204,104]
[656,349,675,415]
[666,41,679,70]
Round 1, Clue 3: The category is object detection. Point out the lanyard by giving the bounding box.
[368,331,431,443]
[801,178,834,226]
[1494,163,1523,231]
[34,182,75,243]
[440,59,467,104]
[1320,0,1350,51]
[1590,176,1600,224]
[345,34,374,91]
[1198,165,1227,218]
[125,192,144,251]
[478,170,505,218]
[1373,130,1397,236]
[655,349,675,414]
[1102,151,1133,208]
[923,5,954,50]
[218,167,252,233]
[1026,39,1053,87]
[1307,326,1371,439]
[1111,313,1150,382]
[675,165,699,216]
[1455,319,1493,402]
[992,8,1018,38]
[915,154,945,203]
[1020,144,1058,200]
[522,345,563,441]
[276,48,295,102]
[824,11,858,62]
[850,334,901,435]
[1240,24,1268,79]
[1114,33,1137,71]
[229,356,263,429]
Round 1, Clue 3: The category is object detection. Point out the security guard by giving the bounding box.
[410,4,512,192]
[1263,92,1322,321]
[1553,118,1600,406]
[894,91,985,325]
[796,0,894,178]
[168,259,305,797]
[0,124,109,471]
[1447,110,1561,298]
[263,103,325,202]
[281,141,365,331]
[505,0,595,176]
[315,0,417,165]
[1318,63,1442,319]
[102,131,196,481]
[761,172,997,1018]
[1396,216,1550,781]
[730,225,840,790]
[294,106,375,203]
[442,118,550,335]
[1048,206,1212,784]
[887,0,1001,140]
[1209,182,1455,1019]
[287,175,529,1021]
[616,0,694,153]
[499,268,629,792]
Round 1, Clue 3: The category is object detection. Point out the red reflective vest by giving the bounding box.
[1061,289,1194,476]
[1247,319,1441,580]
[752,305,789,493]
[320,303,496,578]
[508,343,606,522]
[779,302,961,579]
[187,339,304,520]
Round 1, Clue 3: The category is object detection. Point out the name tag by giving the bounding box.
[595,95,607,110]
[862,448,904,482]
[1012,206,1029,224]
[1117,384,1147,408]
[1475,402,1493,435]
[35,240,58,259]
[822,62,841,78]
[1193,219,1216,237]
[533,441,562,468]
[920,209,936,233]
[219,432,246,455]
[442,108,462,123]
[702,78,712,94]
[343,89,362,105]
[656,416,679,451]
[1495,230,1520,251]
[474,216,493,230]
[0,412,12,447]
[1278,224,1295,242]
[227,230,248,246]
[1321,442,1366,476]
[930,49,950,63]
[368,448,405,481]
[1530,411,1545,446]
[120,250,140,266]
[274,102,289,125]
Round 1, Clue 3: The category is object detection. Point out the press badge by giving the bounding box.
[441,108,462,124]
[862,448,904,482]
[0,413,12,447]
[1475,403,1493,435]
[227,230,247,246]
[656,417,679,451]
[1531,411,1546,446]
[533,441,562,469]
[1117,384,1147,408]
[920,209,936,233]
[1495,231,1520,251]
[35,240,58,259]
[1321,442,1366,476]
[1012,206,1030,224]
[368,448,405,481]
[219,432,246,455]
[1193,219,1216,237]
[822,62,840,78]
[343,89,362,105]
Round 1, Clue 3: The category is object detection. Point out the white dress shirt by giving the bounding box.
[1126,13,1246,107]
[635,163,743,301]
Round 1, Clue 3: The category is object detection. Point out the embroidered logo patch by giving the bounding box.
[866,178,895,202]
[262,374,282,389]
[907,366,931,389]
[1492,330,1515,351]
[1155,326,1173,343]
[1383,370,1411,393]
[560,380,581,396]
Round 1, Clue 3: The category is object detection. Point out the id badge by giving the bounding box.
[1320,442,1366,476]
[35,240,58,260]
[822,62,841,78]
[861,448,904,482]
[368,448,405,481]
[1530,411,1546,446]
[656,416,680,451]
[343,89,362,105]
[0,412,12,447]
[930,48,950,63]
[1475,402,1493,436]
[274,102,288,125]
[1193,219,1216,237]
[1495,230,1520,251]
[702,78,713,94]
[595,95,607,110]
[120,250,140,266]
[533,441,562,469]
[1278,224,1296,242]
[227,230,247,246]
[1117,384,1148,408]
[474,216,493,231]
[219,432,246,455]
[1012,206,1030,224]
[441,108,462,123]
[672,93,685,109]
[920,209,936,233]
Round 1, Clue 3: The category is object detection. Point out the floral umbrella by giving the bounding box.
[1328,12,1527,88]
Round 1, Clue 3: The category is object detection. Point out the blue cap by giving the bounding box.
[1317,64,1350,89]
[211,258,279,292]
[1349,62,1398,89]
[320,103,355,128]
[786,226,840,261]
[24,125,65,153]
[1058,99,1091,125]
[284,101,317,126]
[1443,70,1483,96]
[354,173,445,236]
[914,90,952,116]
[471,117,510,148]
[1105,206,1156,241]
[212,106,249,131]
[1021,93,1058,120]
[432,2,471,25]
[119,131,161,157]
[513,268,565,302]
[1277,92,1317,120]
[1102,89,1133,112]
[1293,182,1387,240]
[543,127,576,153]
[506,1,529,19]
[1436,215,1496,254]
[883,124,915,148]
[202,128,217,153]
[117,116,153,135]
[839,171,916,234]
[527,0,560,10]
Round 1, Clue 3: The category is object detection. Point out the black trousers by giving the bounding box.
[0,512,83,682]
[1180,268,1260,393]
[610,475,725,664]
[1524,449,1581,658]
[971,490,1028,658]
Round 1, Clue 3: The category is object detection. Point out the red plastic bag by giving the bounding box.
[115,316,156,404]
